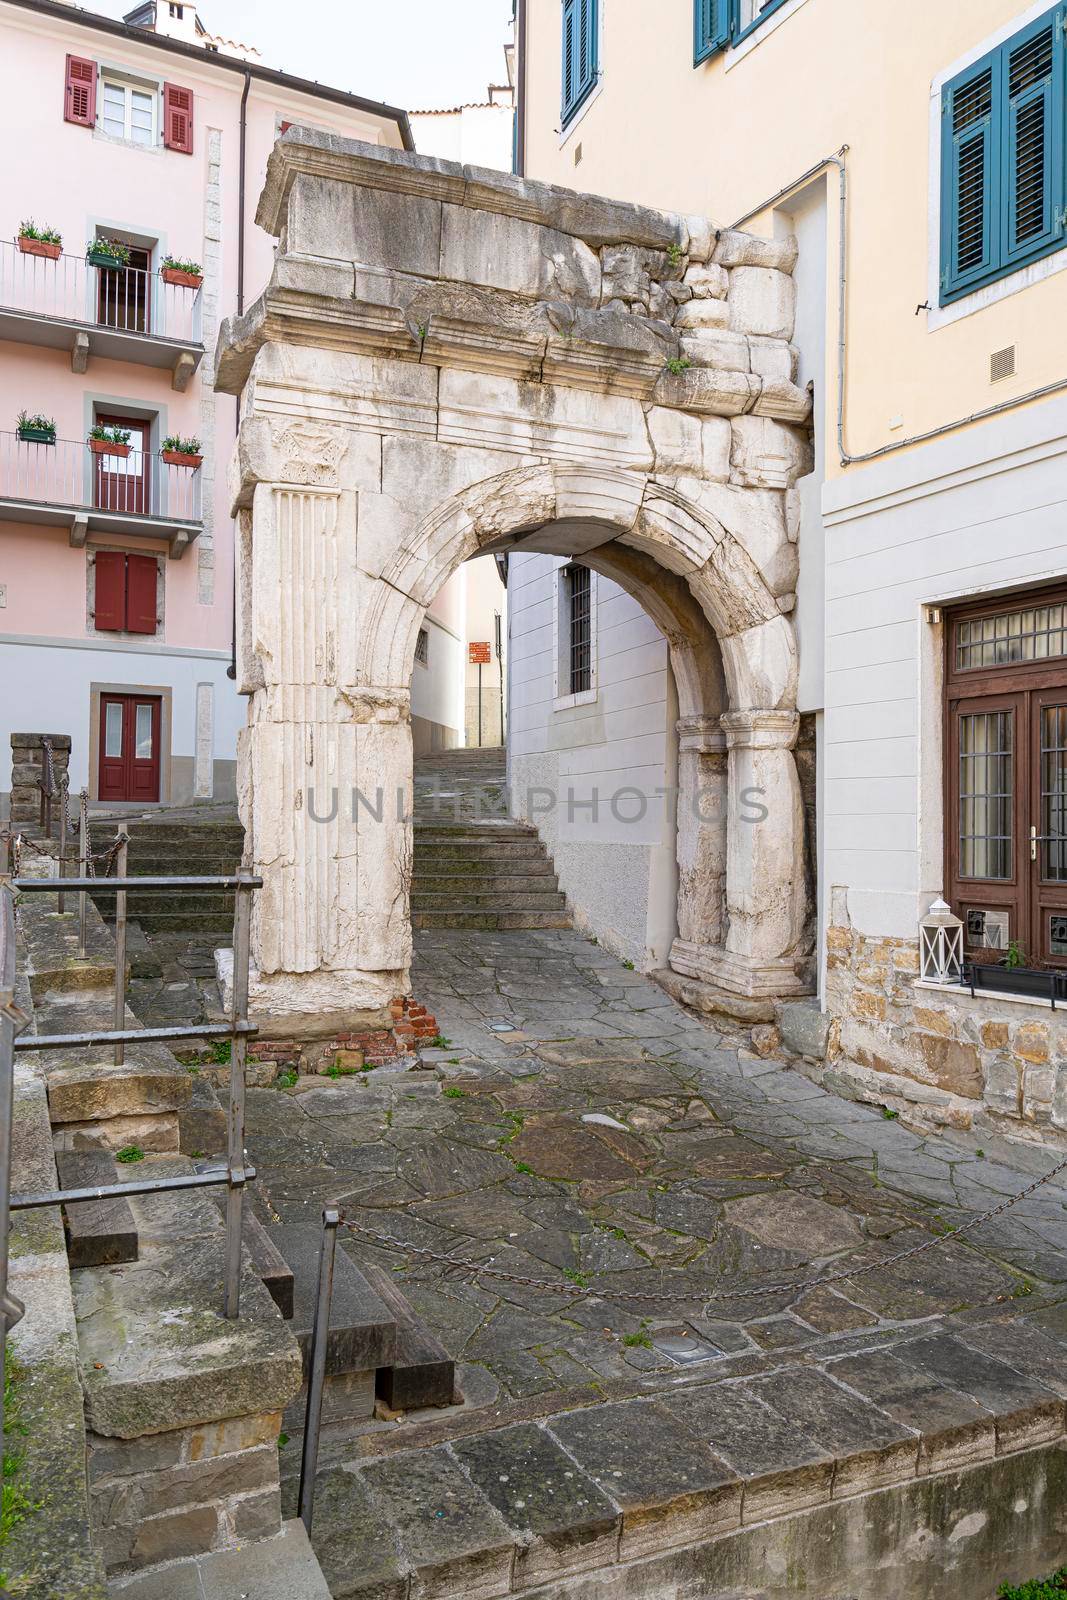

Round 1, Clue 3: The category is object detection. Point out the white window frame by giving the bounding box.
[552,561,598,711]
[99,74,159,149]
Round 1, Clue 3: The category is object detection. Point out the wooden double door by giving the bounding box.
[99,693,161,803]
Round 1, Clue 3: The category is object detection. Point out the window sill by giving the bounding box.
[553,688,598,713]
[724,0,813,68]
[915,978,1065,1012]
[559,76,603,147]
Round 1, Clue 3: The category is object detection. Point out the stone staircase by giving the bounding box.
[88,806,244,952]
[413,749,571,931]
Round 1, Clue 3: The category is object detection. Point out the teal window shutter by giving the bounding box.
[941,60,999,298]
[695,0,733,64]
[562,0,598,126]
[1003,11,1064,264]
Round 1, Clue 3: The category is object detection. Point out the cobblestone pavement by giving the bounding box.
[243,928,1067,1435]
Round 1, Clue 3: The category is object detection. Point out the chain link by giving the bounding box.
[339,1146,1067,1306]
[80,789,95,881]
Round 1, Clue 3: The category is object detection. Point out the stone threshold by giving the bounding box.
[301,1316,1067,1598]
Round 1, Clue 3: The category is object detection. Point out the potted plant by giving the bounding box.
[16,410,57,444]
[17,221,62,261]
[161,434,203,467]
[87,423,132,457]
[965,940,1067,1004]
[160,255,203,290]
[86,237,131,271]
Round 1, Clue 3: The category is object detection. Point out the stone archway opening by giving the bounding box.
[216,129,814,1041]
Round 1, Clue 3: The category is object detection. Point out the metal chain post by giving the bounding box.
[57,778,69,914]
[77,789,89,960]
[112,832,129,1066]
[299,1206,339,1534]
[0,876,27,1505]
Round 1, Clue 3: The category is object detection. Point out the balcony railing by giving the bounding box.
[0,241,203,347]
[0,433,202,538]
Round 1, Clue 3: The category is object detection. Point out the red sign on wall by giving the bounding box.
[468,641,491,664]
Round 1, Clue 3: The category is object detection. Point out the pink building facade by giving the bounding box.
[0,0,409,805]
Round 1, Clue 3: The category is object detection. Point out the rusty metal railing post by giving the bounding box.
[112,833,128,1065]
[223,869,253,1319]
[299,1205,339,1535]
[77,790,88,960]
[57,779,69,915]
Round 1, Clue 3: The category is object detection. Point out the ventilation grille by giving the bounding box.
[990,345,1017,383]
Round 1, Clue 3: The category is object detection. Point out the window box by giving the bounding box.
[88,436,131,458]
[16,422,56,445]
[161,448,202,468]
[87,243,130,271]
[965,960,1067,1004]
[18,236,62,261]
[160,266,202,289]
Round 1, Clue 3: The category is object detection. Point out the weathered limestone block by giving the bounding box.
[674,297,731,331]
[647,408,730,482]
[600,244,652,303]
[721,709,806,969]
[730,415,813,489]
[46,1059,191,1124]
[749,336,798,383]
[438,369,653,471]
[714,229,799,272]
[680,327,752,374]
[441,203,602,303]
[752,376,813,423]
[684,262,729,299]
[654,365,761,417]
[684,214,716,263]
[288,171,443,275]
[728,266,797,340]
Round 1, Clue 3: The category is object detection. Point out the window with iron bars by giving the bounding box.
[414,627,429,666]
[565,564,592,695]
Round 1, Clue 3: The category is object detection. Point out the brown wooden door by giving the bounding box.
[1031,692,1067,965]
[946,691,1026,957]
[94,415,149,516]
[97,245,151,333]
[99,695,161,803]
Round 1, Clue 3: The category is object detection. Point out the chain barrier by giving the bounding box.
[338,1145,1067,1306]
[80,789,94,880]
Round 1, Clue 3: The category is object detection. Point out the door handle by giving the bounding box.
[1031,825,1038,862]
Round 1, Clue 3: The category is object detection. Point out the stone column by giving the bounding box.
[669,709,807,999]
[673,716,728,952]
[231,457,413,1037]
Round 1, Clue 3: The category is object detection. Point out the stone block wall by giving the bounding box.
[9,731,71,829]
[820,888,1067,1142]
[88,1411,284,1574]
[246,994,440,1080]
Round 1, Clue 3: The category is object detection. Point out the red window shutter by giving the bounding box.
[125,555,158,635]
[94,552,127,632]
[163,82,194,153]
[65,54,97,127]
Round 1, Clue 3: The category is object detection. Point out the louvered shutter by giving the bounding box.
[94,552,127,632]
[695,0,732,64]
[64,54,97,127]
[1003,13,1064,266]
[163,82,194,153]
[561,0,597,124]
[942,62,998,298]
[125,555,158,636]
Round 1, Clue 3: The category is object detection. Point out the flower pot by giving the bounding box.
[88,437,131,457]
[18,237,61,261]
[88,249,126,271]
[161,267,203,289]
[17,426,56,445]
[966,961,1067,1003]
[161,449,203,468]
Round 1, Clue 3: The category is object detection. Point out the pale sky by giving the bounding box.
[87,0,515,111]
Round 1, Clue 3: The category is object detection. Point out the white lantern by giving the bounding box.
[919,897,964,985]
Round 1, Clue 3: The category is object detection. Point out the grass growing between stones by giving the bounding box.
[999,1571,1067,1597]
[1,1348,39,1592]
[115,1144,145,1163]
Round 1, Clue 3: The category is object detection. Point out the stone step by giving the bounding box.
[99,892,235,917]
[413,909,572,930]
[412,889,567,911]
[57,1148,138,1269]
[272,1225,396,1377]
[360,1262,456,1412]
[122,855,241,874]
[107,1519,330,1599]
[127,913,236,934]
[210,1199,296,1319]
[413,850,552,871]
[414,839,547,860]
[413,872,560,894]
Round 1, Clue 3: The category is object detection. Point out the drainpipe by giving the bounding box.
[732,146,1067,468]
[514,0,527,176]
[226,68,252,683]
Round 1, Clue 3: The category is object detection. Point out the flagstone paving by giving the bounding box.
[241,928,1067,1440]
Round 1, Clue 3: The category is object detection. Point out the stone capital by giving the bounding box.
[676,715,727,754]
[720,709,799,751]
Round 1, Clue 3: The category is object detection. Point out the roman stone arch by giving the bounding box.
[215,128,814,1034]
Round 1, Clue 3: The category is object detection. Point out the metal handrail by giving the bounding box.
[0,433,202,525]
[0,239,203,345]
[0,838,262,1501]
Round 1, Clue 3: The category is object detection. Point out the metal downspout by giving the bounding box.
[227,68,252,684]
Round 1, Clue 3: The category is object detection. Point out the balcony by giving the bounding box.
[0,434,202,557]
[0,241,204,389]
